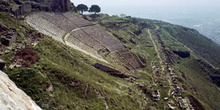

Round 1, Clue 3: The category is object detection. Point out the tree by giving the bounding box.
[89,5,101,14]
[76,4,88,14]
[120,14,126,18]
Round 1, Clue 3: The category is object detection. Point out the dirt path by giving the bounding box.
[155,25,159,30]
[167,77,172,96]
[148,29,163,67]
[148,27,173,96]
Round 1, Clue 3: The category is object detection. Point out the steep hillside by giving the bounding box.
[88,14,220,110]
[0,1,220,110]
[26,12,124,62]
[0,11,149,109]
[159,23,220,68]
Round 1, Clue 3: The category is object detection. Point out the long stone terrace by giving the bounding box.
[83,25,124,52]
[26,14,66,42]
[62,12,93,27]
[37,12,78,32]
[66,34,101,57]
[69,29,105,51]
[27,12,126,63]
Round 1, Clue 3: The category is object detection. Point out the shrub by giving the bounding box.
[14,47,40,67]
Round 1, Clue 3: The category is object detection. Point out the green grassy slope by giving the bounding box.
[88,14,220,110]
[0,12,153,110]
[160,23,220,68]
[1,9,220,110]
[5,37,143,109]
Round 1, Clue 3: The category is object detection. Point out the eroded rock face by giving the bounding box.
[93,63,139,79]
[173,50,190,58]
[0,23,17,46]
[1,0,74,17]
[11,3,32,16]
[0,71,42,110]
[0,59,5,70]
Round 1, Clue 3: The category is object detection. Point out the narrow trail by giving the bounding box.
[148,29,163,67]
[148,27,172,96]
[155,25,159,30]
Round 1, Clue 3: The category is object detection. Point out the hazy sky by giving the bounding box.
[71,0,219,17]
[71,0,219,19]
[71,0,220,44]
[71,0,220,7]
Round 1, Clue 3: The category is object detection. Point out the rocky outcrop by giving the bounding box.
[11,3,32,16]
[93,63,120,73]
[35,0,73,12]
[120,52,141,70]
[0,23,17,46]
[0,70,42,110]
[173,50,190,58]
[93,63,139,79]
[0,1,11,12]
[1,0,74,17]
[137,54,147,67]
[58,0,71,12]
[36,0,73,12]
[0,59,5,70]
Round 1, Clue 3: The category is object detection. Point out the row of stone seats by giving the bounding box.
[115,52,135,70]
[70,29,105,51]
[27,12,124,54]
[26,14,66,42]
[62,12,79,21]
[66,35,100,56]
[38,12,78,32]
[121,52,141,69]
[83,25,124,52]
[34,12,124,52]
[62,12,93,27]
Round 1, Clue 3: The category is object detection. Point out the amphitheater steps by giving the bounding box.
[62,12,93,27]
[26,14,66,42]
[38,12,78,32]
[116,52,135,70]
[120,52,141,70]
[26,12,126,63]
[28,12,124,53]
[83,25,124,52]
[66,35,102,58]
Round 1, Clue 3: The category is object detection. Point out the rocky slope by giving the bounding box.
[0,0,220,110]
[0,70,42,110]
